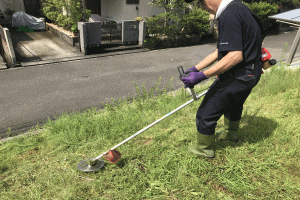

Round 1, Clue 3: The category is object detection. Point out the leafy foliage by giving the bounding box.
[242,0,300,10]
[181,7,209,36]
[244,1,279,26]
[145,0,209,38]
[41,0,91,32]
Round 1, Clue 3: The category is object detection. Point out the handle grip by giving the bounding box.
[178,66,185,79]
[177,66,198,101]
[178,66,187,88]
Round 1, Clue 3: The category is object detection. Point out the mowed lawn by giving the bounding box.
[1,64,300,199]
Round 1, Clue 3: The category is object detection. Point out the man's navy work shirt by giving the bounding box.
[217,0,265,80]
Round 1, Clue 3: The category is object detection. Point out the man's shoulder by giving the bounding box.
[227,0,247,9]
[220,0,250,19]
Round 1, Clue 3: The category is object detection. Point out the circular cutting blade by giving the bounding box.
[78,159,104,172]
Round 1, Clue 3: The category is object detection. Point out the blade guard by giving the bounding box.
[103,150,122,163]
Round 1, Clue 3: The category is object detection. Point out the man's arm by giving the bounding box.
[203,51,243,78]
[195,49,219,71]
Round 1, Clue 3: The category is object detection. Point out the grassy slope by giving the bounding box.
[0,65,300,199]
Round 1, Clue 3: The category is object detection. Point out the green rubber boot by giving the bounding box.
[224,117,240,142]
[188,132,215,158]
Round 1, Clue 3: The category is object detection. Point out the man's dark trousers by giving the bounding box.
[196,61,262,135]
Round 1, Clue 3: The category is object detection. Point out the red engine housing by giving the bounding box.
[261,47,271,62]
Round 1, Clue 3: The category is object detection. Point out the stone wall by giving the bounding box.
[0,25,17,67]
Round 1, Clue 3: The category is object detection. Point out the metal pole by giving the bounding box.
[95,89,208,160]
[276,20,300,28]
[82,0,87,22]
[287,28,300,65]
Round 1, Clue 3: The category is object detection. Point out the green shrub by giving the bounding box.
[243,1,279,30]
[181,7,209,36]
[145,13,182,38]
[146,0,278,42]
[161,12,182,38]
[146,0,191,38]
[243,0,299,10]
[42,3,58,22]
[145,5,209,38]
[56,14,67,27]
[71,24,78,33]
[42,0,91,32]
[145,15,164,37]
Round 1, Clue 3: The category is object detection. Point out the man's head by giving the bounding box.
[183,0,222,15]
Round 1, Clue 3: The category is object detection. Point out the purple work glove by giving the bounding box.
[184,66,199,74]
[181,71,208,88]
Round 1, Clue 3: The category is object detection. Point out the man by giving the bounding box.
[181,0,265,158]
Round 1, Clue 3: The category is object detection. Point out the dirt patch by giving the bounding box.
[18,147,39,161]
[144,138,153,145]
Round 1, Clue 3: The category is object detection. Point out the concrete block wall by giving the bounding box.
[46,23,78,46]
[78,20,146,54]
[0,25,17,67]
[123,20,146,45]
[78,22,102,55]
[122,20,139,44]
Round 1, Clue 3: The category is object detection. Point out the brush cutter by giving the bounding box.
[261,47,277,71]
[77,66,207,172]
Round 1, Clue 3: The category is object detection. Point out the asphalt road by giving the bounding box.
[1,30,300,138]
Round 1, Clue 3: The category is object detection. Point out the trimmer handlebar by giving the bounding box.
[178,66,198,101]
[178,66,186,80]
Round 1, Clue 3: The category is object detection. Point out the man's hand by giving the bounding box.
[184,66,199,74]
[181,71,208,88]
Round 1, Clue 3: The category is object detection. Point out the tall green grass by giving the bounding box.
[0,63,300,199]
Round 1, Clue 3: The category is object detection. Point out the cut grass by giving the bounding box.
[1,64,300,199]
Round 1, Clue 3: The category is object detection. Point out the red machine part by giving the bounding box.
[261,47,271,62]
[261,47,277,72]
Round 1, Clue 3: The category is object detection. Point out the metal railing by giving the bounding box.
[101,23,122,43]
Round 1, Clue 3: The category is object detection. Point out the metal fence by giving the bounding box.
[101,23,122,44]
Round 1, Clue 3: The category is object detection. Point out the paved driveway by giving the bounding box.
[10,30,82,63]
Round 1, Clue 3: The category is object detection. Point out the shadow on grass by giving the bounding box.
[215,114,278,150]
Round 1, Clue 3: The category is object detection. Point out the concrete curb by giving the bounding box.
[0,129,43,143]
[7,47,151,69]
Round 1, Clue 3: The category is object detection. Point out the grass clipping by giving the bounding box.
[1,65,300,199]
